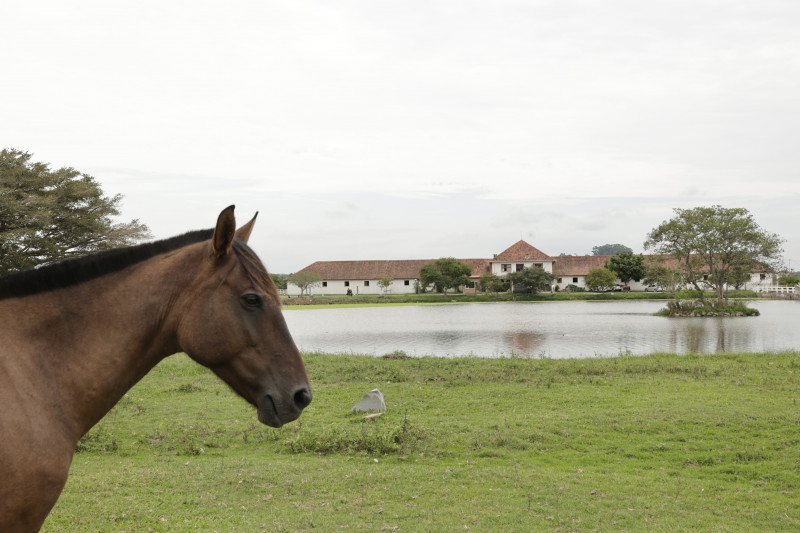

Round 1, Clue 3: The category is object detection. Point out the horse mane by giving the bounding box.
[0,229,214,300]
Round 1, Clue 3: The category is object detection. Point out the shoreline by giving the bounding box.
[281,289,781,309]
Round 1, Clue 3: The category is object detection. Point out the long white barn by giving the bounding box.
[285,240,774,295]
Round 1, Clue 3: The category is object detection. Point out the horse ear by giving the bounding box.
[235,212,258,243]
[212,205,236,257]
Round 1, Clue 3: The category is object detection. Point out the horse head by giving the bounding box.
[177,206,311,427]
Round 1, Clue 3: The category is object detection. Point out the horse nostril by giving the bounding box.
[293,387,312,410]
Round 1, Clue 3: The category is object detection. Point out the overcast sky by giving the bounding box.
[2,1,798,273]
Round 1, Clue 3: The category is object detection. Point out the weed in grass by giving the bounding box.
[175,382,204,393]
[382,350,410,360]
[136,422,230,456]
[285,413,424,455]
[75,424,118,453]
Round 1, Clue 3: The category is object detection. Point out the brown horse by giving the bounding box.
[0,206,311,531]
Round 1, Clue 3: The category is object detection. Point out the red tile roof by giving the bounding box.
[295,258,491,280]
[462,259,492,279]
[494,240,553,261]
[552,254,717,276]
[551,255,608,276]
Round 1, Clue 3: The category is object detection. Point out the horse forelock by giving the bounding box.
[231,239,281,306]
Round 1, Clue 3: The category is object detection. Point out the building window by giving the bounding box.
[322,281,327,287]
[404,280,410,286]
[516,264,524,272]
[557,278,562,284]
[502,264,511,272]
[760,273,767,280]
[364,280,370,286]
[534,263,543,269]
[573,277,578,283]
[344,281,350,287]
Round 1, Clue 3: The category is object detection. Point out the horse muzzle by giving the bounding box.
[257,386,312,428]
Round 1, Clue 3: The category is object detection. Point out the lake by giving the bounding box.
[283,300,800,358]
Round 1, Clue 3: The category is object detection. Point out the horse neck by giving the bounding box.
[3,245,206,441]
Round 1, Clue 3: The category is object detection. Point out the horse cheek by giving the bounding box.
[178,304,240,367]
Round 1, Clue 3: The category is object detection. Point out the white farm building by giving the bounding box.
[285,240,775,296]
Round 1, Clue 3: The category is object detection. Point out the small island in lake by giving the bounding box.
[654,299,760,318]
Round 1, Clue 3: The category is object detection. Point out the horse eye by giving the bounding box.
[242,294,262,308]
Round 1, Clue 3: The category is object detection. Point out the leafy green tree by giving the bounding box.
[270,274,287,290]
[419,257,473,293]
[586,267,617,292]
[419,264,443,293]
[287,271,322,296]
[605,251,646,285]
[507,267,554,293]
[645,206,783,302]
[0,148,151,275]
[378,276,393,293]
[592,244,632,256]
[778,275,800,287]
[477,272,507,293]
[643,264,682,295]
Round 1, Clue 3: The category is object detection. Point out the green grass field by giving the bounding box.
[44,351,799,532]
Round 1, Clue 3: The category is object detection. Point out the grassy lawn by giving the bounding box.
[44,351,799,532]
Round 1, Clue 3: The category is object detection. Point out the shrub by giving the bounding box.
[284,415,424,456]
[586,268,617,292]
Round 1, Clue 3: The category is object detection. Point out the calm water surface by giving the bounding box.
[283,300,800,358]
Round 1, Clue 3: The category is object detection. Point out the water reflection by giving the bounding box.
[503,331,544,354]
[283,300,800,358]
[683,323,709,353]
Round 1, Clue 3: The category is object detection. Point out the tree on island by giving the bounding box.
[0,148,151,275]
[419,258,473,293]
[507,266,554,294]
[592,244,632,256]
[728,265,754,290]
[586,267,618,292]
[605,251,646,287]
[645,206,783,302]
